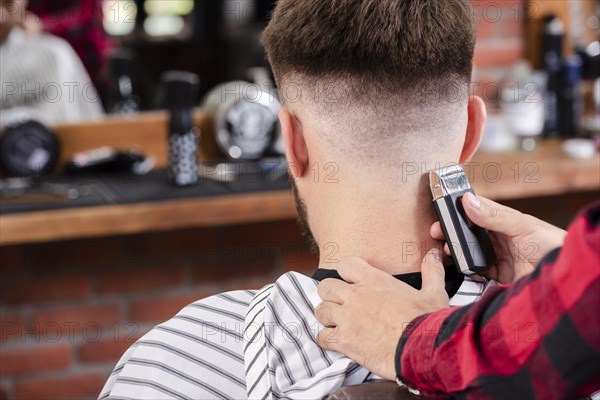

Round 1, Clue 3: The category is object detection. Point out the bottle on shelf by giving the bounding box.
[558,56,584,138]
[107,49,140,115]
[161,71,201,186]
[541,15,564,137]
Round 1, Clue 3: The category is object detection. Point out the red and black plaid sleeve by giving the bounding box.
[395,203,600,399]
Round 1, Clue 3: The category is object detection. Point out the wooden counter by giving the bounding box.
[1,191,296,245]
[469,140,599,200]
[1,138,598,245]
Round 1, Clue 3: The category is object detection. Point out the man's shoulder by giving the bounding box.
[244,272,372,398]
[101,289,254,399]
[34,32,76,55]
[247,271,317,303]
[133,289,258,345]
[107,289,257,377]
[272,271,318,292]
[7,29,74,59]
[248,272,320,316]
[244,271,322,359]
[165,289,257,322]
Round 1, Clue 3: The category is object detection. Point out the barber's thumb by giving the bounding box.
[421,248,445,293]
[462,192,516,235]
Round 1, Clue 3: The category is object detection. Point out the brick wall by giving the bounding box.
[3,193,593,400]
[474,0,525,72]
[0,191,595,400]
[471,0,526,106]
[0,221,317,399]
[0,2,531,399]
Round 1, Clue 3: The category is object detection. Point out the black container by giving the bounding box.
[558,56,584,137]
[542,15,564,137]
[108,49,140,115]
[0,120,60,178]
[161,71,201,186]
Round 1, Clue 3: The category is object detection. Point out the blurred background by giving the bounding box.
[0,1,599,399]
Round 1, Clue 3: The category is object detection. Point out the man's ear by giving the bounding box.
[279,108,309,178]
[459,96,486,163]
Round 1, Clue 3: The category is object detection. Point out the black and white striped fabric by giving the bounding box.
[100,272,494,399]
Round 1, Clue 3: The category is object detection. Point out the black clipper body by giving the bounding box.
[430,165,497,275]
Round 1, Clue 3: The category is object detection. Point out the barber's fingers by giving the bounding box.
[317,278,349,304]
[461,193,524,236]
[335,256,386,284]
[430,223,451,256]
[317,326,341,352]
[315,302,342,328]
[420,248,446,294]
[316,304,344,352]
[430,222,445,241]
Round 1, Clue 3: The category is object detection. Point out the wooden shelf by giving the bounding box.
[1,191,296,245]
[1,138,598,245]
[469,140,599,201]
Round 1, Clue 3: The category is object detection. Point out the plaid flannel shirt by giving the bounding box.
[396,203,600,399]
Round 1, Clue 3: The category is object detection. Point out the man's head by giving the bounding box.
[261,0,487,259]
[0,0,26,44]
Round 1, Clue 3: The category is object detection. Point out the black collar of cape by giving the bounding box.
[312,264,464,298]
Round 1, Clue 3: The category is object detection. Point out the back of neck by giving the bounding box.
[315,181,440,275]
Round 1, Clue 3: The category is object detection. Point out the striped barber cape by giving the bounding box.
[100,271,494,399]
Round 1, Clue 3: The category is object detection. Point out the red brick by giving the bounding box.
[1,314,24,342]
[222,277,276,292]
[476,17,496,39]
[472,0,526,40]
[220,221,304,248]
[283,247,319,275]
[31,304,120,337]
[130,292,212,323]
[501,12,524,38]
[192,226,286,283]
[1,344,71,376]
[78,333,143,363]
[127,222,304,264]
[28,237,123,272]
[130,222,303,284]
[0,245,23,275]
[0,385,10,400]
[1,275,92,305]
[15,373,107,400]
[473,42,524,68]
[126,228,217,260]
[192,257,277,284]
[99,266,185,294]
[471,77,503,105]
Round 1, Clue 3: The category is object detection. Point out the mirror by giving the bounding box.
[0,0,275,128]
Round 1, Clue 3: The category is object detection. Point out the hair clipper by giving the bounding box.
[429,165,496,275]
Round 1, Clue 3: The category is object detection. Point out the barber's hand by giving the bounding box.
[430,192,567,284]
[315,250,448,381]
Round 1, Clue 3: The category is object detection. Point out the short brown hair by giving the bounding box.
[262,0,475,96]
[262,0,476,162]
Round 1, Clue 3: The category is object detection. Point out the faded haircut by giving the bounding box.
[261,0,476,161]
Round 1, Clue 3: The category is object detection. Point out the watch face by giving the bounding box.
[225,99,278,159]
